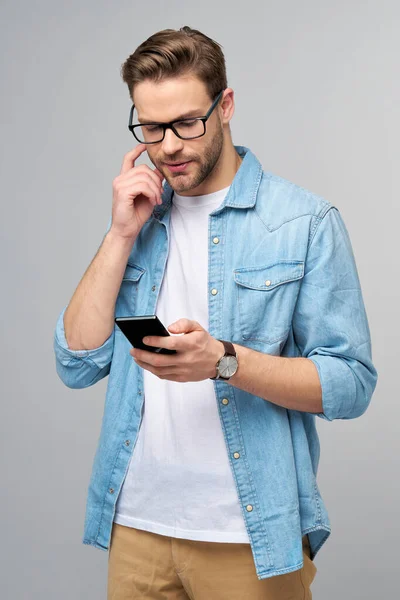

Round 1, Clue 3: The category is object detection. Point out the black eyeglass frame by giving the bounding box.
[128,89,225,144]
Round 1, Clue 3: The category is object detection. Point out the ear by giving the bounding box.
[220,88,235,125]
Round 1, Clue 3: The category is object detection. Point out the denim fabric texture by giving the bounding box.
[53,145,378,580]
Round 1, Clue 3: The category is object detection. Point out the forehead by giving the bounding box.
[134,76,211,122]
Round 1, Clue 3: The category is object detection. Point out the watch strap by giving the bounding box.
[220,340,236,357]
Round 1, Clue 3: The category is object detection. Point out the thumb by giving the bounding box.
[168,321,183,333]
[168,319,191,333]
[168,319,200,334]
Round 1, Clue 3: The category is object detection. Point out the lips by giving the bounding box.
[164,161,192,173]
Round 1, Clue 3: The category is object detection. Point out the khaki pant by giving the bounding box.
[107,522,317,599]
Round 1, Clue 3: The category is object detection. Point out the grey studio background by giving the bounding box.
[0,0,397,598]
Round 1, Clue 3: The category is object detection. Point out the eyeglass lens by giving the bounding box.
[133,119,205,143]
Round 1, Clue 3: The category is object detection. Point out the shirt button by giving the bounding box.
[246,505,253,512]
[109,488,115,494]
[152,285,156,292]
[222,398,229,405]
[265,280,271,287]
[211,288,218,295]
[233,452,240,459]
[213,237,220,244]
[125,440,130,446]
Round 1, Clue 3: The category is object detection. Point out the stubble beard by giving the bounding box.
[163,123,224,194]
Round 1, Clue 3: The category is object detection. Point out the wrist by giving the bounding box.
[106,228,137,249]
[210,339,239,381]
[210,339,225,378]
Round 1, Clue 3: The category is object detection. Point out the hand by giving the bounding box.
[129,318,225,382]
[110,144,165,240]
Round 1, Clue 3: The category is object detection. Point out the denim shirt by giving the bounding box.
[53,145,378,580]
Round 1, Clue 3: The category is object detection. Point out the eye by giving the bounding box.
[176,119,199,128]
[143,124,163,133]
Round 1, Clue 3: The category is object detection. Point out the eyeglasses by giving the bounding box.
[128,90,225,144]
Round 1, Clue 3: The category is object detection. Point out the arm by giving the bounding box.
[228,346,322,413]
[54,144,165,389]
[53,218,136,388]
[228,206,378,420]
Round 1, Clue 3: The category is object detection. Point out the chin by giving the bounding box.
[166,175,195,194]
[170,182,190,194]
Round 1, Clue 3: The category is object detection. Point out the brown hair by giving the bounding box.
[120,26,228,102]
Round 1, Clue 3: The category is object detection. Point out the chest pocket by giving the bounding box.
[115,263,146,318]
[234,260,304,345]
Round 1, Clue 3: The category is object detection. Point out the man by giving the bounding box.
[53,26,378,599]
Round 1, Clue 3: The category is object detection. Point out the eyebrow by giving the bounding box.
[138,108,204,124]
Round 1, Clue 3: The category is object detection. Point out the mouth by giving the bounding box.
[164,161,192,173]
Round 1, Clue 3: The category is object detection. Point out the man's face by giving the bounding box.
[133,76,225,195]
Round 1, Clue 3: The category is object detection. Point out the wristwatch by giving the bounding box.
[210,340,238,381]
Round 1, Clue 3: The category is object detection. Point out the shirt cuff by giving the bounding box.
[308,354,357,421]
[53,305,115,369]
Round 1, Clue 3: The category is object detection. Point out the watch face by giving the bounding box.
[219,355,238,378]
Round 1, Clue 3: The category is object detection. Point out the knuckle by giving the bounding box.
[142,166,161,181]
[133,175,154,189]
[194,338,202,350]
[181,353,190,364]
[139,171,154,184]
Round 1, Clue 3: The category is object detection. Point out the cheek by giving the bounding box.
[146,149,158,165]
[184,142,201,161]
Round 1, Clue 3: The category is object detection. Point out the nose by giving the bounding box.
[161,126,184,156]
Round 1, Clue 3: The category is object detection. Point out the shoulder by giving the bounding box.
[256,170,335,231]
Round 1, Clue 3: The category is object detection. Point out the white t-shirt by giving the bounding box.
[113,185,250,543]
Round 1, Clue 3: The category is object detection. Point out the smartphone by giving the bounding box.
[114,315,177,354]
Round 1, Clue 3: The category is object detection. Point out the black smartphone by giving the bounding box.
[114,315,177,354]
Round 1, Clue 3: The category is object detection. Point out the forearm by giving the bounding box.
[228,344,323,413]
[63,229,135,350]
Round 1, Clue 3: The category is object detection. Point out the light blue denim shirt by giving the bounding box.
[53,145,377,580]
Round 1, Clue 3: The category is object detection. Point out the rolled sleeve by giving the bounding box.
[293,206,378,421]
[53,305,115,388]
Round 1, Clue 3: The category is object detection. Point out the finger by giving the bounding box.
[125,164,164,194]
[141,335,178,350]
[130,348,176,366]
[135,167,164,193]
[120,176,161,205]
[132,354,179,376]
[121,182,160,206]
[169,319,199,333]
[132,357,156,375]
[136,164,165,190]
[120,144,148,175]
[133,357,181,380]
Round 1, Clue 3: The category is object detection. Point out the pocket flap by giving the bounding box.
[234,260,304,291]
[122,263,146,282]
